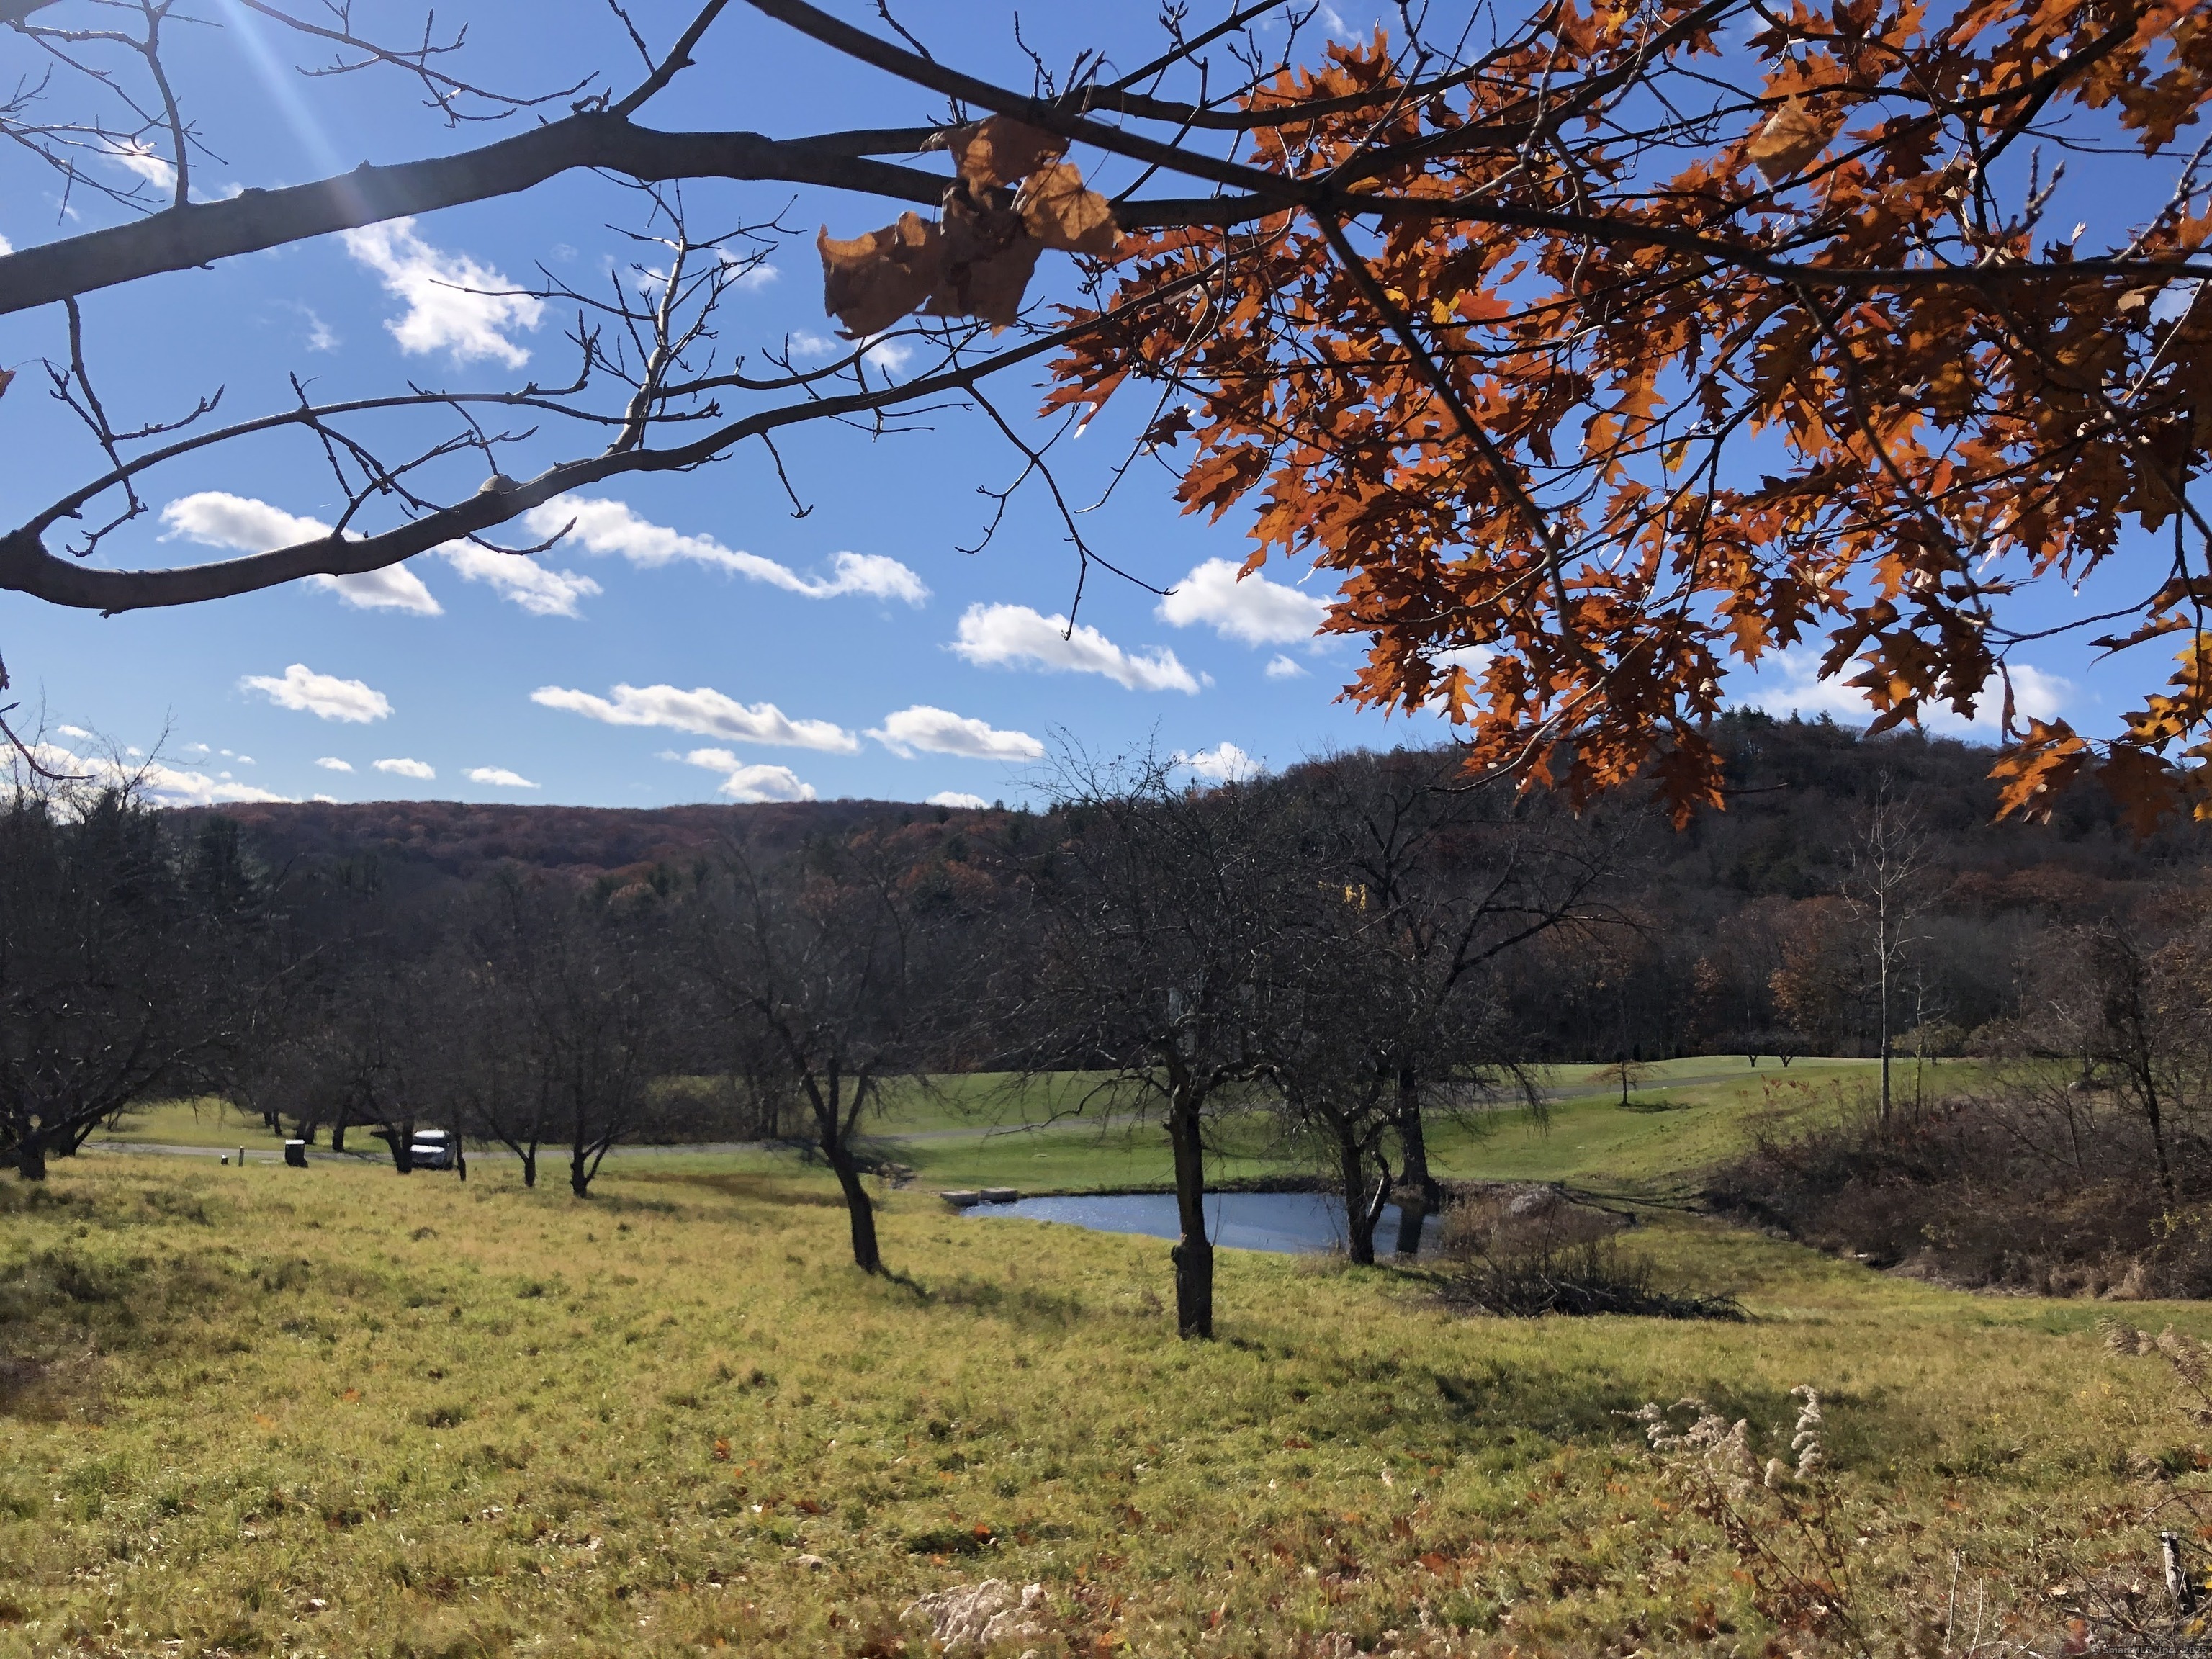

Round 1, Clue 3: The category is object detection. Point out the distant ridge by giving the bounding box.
[166,796,992,881]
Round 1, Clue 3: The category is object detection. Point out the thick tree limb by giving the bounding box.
[0,114,947,317]
[0,266,1209,611]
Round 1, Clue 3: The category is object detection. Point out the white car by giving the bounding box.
[408,1128,458,1171]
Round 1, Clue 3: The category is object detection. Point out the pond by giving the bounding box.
[962,1190,1431,1256]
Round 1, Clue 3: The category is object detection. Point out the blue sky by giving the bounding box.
[0,0,2166,811]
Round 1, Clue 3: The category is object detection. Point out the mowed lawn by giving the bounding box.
[0,1142,2195,1658]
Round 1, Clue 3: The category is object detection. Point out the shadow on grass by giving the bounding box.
[623,1170,847,1209]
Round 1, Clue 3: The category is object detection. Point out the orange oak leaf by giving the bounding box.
[1990,720,2090,822]
[947,116,1068,190]
[1017,161,1121,256]
[925,187,1040,328]
[818,212,942,338]
[2098,745,2186,840]
[1748,99,1842,185]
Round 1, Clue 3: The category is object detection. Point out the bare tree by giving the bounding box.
[1841,778,1932,1128]
[0,771,270,1178]
[446,876,560,1187]
[1291,751,1615,1256]
[693,833,951,1274]
[512,878,670,1198]
[2020,920,2212,1208]
[1018,753,1292,1336]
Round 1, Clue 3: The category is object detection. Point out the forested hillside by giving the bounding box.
[175,713,2212,1066]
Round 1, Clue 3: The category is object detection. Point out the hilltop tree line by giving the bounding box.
[11,714,2212,1332]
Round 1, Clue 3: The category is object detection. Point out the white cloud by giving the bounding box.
[1732,647,2070,739]
[164,487,605,621]
[521,495,927,605]
[373,757,436,780]
[162,492,442,615]
[868,705,1043,761]
[1264,655,1308,680]
[22,742,289,807]
[163,490,325,550]
[718,765,816,803]
[1431,645,1496,676]
[670,749,817,803]
[927,791,991,810]
[338,217,544,368]
[790,328,912,374]
[309,565,442,613]
[439,541,601,618]
[1156,557,1329,647]
[313,793,340,804]
[138,760,287,806]
[314,757,354,772]
[951,603,1199,693]
[240,664,392,724]
[57,724,95,741]
[103,138,176,194]
[301,308,338,352]
[467,766,539,788]
[531,683,859,753]
[1177,741,1262,783]
[0,233,12,256]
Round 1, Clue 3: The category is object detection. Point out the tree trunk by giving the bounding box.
[825,1143,883,1274]
[330,1122,346,1152]
[521,1148,537,1188]
[1390,1068,1433,1259]
[1339,1132,1377,1267]
[2144,1073,2176,1207]
[569,1145,593,1197]
[1167,1094,1213,1339]
[1878,947,1892,1130]
[17,1130,46,1181]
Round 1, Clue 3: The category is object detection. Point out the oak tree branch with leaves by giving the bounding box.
[0,0,2207,817]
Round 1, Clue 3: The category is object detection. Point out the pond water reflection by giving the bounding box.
[961,1190,1431,1256]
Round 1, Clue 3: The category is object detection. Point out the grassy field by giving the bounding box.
[1,1118,2202,1658]
[95,1057,1911,1199]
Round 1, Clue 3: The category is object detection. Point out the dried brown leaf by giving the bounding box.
[947,116,1067,190]
[0,366,12,401]
[1748,99,1842,185]
[817,212,942,338]
[1017,161,1121,257]
[926,186,1040,329]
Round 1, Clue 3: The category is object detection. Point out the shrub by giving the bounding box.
[1437,1187,1745,1320]
[1708,1089,2212,1298]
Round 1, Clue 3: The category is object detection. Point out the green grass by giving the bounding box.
[0,1151,2195,1658]
[89,1097,284,1153]
[98,1058,1964,1199]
